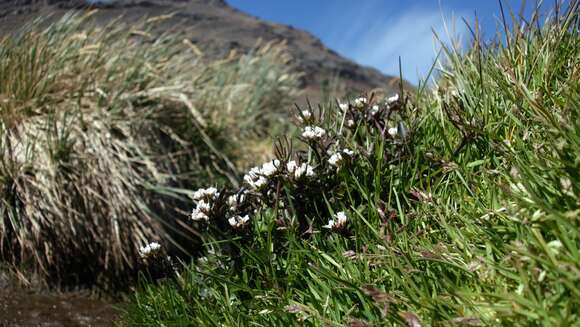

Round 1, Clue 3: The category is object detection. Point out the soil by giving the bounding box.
[0,270,121,327]
[0,288,120,327]
[0,270,120,327]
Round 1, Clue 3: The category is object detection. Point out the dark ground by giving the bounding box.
[0,269,118,326]
[0,288,120,327]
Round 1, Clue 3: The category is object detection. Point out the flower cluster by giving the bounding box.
[228,214,250,228]
[338,93,404,141]
[139,241,162,259]
[323,211,348,231]
[227,191,247,211]
[328,148,354,170]
[244,158,318,190]
[301,126,326,140]
[193,187,219,200]
[354,96,368,108]
[188,154,324,233]
[225,190,252,229]
[386,94,399,105]
[138,93,413,283]
[185,93,406,238]
[297,110,313,123]
[286,160,316,179]
[244,159,281,190]
[138,241,176,280]
[191,187,220,221]
[190,185,254,230]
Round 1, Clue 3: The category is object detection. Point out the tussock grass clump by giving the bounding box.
[123,2,579,325]
[0,12,299,289]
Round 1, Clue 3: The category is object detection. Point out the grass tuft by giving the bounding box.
[0,12,299,290]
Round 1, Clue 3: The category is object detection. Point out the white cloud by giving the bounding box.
[331,6,468,85]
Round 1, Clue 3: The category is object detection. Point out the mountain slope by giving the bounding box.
[0,0,407,102]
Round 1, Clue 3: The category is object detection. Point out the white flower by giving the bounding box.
[227,195,237,207]
[244,166,261,180]
[243,160,279,188]
[328,152,343,167]
[294,163,315,178]
[244,166,269,190]
[139,242,161,259]
[191,196,213,221]
[335,211,347,225]
[388,127,398,137]
[228,214,250,228]
[287,160,315,178]
[286,160,298,174]
[346,119,355,128]
[323,211,348,230]
[245,175,268,190]
[191,208,209,221]
[323,219,335,229]
[342,148,354,156]
[197,200,211,212]
[328,149,353,169]
[255,177,268,189]
[354,97,367,107]
[193,187,219,201]
[228,192,247,210]
[370,105,380,115]
[339,103,349,111]
[302,126,326,140]
[297,110,312,122]
[386,94,399,104]
[261,159,280,177]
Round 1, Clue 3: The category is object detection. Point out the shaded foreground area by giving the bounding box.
[0,270,119,326]
[0,288,119,327]
[0,269,118,327]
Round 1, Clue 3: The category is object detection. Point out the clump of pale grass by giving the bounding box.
[0,12,298,289]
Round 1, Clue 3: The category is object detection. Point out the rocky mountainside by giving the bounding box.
[0,0,407,102]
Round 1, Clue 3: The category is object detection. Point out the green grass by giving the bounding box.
[0,12,299,289]
[122,2,579,326]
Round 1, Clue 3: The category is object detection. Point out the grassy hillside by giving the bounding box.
[122,2,579,326]
[0,12,299,289]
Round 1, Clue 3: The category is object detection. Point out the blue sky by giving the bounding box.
[227,1,556,84]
